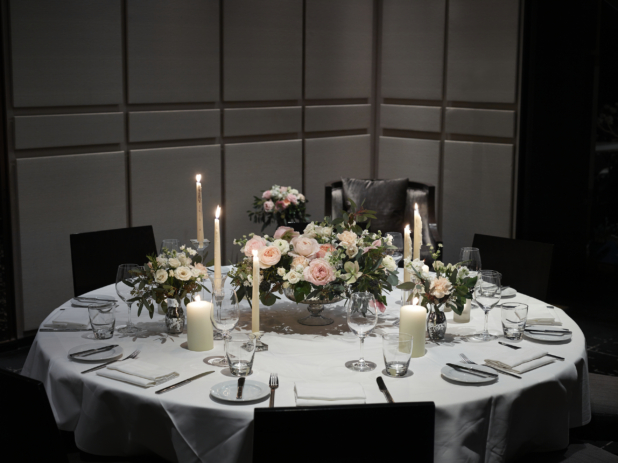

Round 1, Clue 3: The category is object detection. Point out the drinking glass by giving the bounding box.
[385,232,404,265]
[345,292,379,372]
[501,302,528,341]
[382,333,413,377]
[472,270,502,341]
[459,247,481,271]
[225,333,256,377]
[88,302,116,339]
[209,289,240,366]
[115,264,141,334]
[159,239,180,254]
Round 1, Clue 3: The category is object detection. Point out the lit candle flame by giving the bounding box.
[196,174,201,183]
[413,297,419,305]
[195,295,201,302]
[252,249,258,257]
[415,203,418,211]
[405,224,410,233]
[215,205,221,219]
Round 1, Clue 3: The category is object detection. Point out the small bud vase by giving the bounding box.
[427,303,447,341]
[164,298,185,334]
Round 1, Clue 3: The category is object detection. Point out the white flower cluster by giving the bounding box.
[152,246,207,285]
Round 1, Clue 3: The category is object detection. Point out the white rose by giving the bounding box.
[287,271,301,284]
[187,247,197,256]
[155,269,168,284]
[168,258,181,268]
[382,255,397,272]
[273,239,290,255]
[277,267,286,277]
[156,256,168,267]
[178,254,192,266]
[319,226,333,237]
[298,194,305,202]
[303,223,317,238]
[175,266,192,281]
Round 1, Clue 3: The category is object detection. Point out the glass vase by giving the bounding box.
[427,303,447,341]
[164,298,185,334]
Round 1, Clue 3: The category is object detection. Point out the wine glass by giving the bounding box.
[460,247,481,307]
[345,292,379,372]
[208,288,240,366]
[159,239,180,254]
[385,232,404,265]
[115,264,142,334]
[471,270,502,341]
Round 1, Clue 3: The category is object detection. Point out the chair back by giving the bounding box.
[70,225,157,296]
[0,369,68,462]
[253,402,435,463]
[472,234,554,301]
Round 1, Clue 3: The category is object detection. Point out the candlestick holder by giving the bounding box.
[252,331,268,352]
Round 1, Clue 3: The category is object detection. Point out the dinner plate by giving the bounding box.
[441,364,497,384]
[68,343,123,362]
[524,329,572,342]
[210,380,270,403]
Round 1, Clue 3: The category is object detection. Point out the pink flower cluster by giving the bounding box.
[261,187,303,212]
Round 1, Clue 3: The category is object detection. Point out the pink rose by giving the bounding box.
[274,226,299,241]
[262,190,272,199]
[290,236,320,258]
[363,239,382,254]
[303,258,336,286]
[244,236,267,257]
[287,193,298,205]
[275,200,290,210]
[280,186,288,193]
[263,200,274,212]
[316,243,336,259]
[258,245,281,268]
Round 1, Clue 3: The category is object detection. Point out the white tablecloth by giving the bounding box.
[22,272,590,463]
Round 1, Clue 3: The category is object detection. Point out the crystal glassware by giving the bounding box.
[382,333,413,377]
[385,232,404,265]
[225,333,256,377]
[88,302,116,339]
[472,270,502,341]
[208,288,240,366]
[115,264,141,334]
[345,292,379,372]
[460,247,481,308]
[501,302,528,341]
[159,239,181,254]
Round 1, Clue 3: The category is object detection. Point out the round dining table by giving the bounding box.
[22,270,590,463]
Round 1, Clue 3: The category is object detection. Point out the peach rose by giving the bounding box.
[263,200,274,212]
[337,230,358,247]
[274,226,299,241]
[430,277,453,299]
[258,245,282,268]
[303,258,336,286]
[287,193,298,205]
[291,255,310,270]
[244,236,267,257]
[316,243,336,259]
[275,199,290,210]
[262,190,272,199]
[290,236,320,258]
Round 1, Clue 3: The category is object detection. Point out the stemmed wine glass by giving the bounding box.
[460,247,481,307]
[385,232,404,265]
[345,292,379,372]
[115,264,142,334]
[472,270,502,341]
[208,288,240,366]
[159,239,181,254]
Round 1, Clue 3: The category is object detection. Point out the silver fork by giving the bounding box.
[460,353,521,379]
[269,373,279,408]
[81,349,140,374]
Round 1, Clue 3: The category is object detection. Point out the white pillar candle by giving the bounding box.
[196,175,204,247]
[399,297,426,357]
[186,295,214,352]
[413,203,422,261]
[214,206,222,290]
[252,250,260,333]
[453,299,471,323]
[403,225,411,283]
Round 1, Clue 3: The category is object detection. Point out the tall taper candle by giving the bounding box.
[214,206,222,290]
[196,175,204,247]
[399,297,426,357]
[413,203,422,260]
[252,250,260,333]
[403,225,412,283]
[186,295,214,352]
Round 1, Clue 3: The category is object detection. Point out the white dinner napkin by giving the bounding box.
[96,360,179,388]
[294,381,366,406]
[485,346,554,374]
[44,308,90,329]
[527,306,562,326]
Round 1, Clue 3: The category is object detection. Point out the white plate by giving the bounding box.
[68,343,123,362]
[210,380,270,403]
[441,364,498,384]
[524,330,572,342]
[501,287,517,298]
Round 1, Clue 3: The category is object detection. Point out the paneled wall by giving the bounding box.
[2,0,521,332]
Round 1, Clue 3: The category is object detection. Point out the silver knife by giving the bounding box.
[446,363,498,378]
[236,377,245,399]
[69,344,118,358]
[155,371,215,394]
[41,328,92,332]
[75,295,117,302]
[525,328,571,334]
[376,377,394,403]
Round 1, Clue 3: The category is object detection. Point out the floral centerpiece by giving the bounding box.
[248,184,309,231]
[230,202,399,318]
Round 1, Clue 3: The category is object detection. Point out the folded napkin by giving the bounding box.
[527,306,562,326]
[485,346,554,374]
[294,381,366,406]
[96,360,179,388]
[44,308,90,329]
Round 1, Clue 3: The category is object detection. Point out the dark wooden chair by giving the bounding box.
[0,369,68,462]
[70,225,157,296]
[472,234,554,301]
[325,179,442,265]
[253,401,435,463]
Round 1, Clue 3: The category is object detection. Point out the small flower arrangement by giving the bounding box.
[231,202,399,308]
[128,245,212,318]
[397,246,477,315]
[247,184,309,231]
